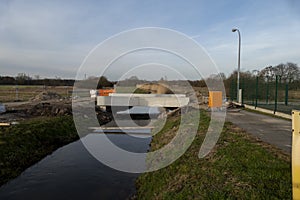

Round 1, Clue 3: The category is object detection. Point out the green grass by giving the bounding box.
[0,116,78,186]
[115,86,137,93]
[135,110,291,199]
[114,86,149,94]
[134,88,149,94]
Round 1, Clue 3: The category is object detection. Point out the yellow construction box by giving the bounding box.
[208,91,222,108]
[293,110,300,200]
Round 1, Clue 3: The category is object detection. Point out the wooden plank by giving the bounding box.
[0,122,10,127]
[293,110,300,200]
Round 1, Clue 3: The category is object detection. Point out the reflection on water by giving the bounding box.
[0,134,151,200]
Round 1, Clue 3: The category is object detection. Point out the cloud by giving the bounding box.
[0,0,299,78]
[194,5,300,75]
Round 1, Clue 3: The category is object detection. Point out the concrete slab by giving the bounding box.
[109,93,186,98]
[97,94,189,107]
[226,110,292,154]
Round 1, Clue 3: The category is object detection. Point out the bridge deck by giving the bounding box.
[97,93,189,107]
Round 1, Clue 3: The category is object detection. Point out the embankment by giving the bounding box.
[135,110,291,199]
[0,116,78,186]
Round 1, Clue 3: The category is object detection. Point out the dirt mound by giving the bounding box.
[30,92,62,101]
[27,102,72,116]
[136,83,172,94]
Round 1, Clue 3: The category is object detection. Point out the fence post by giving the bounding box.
[15,84,19,101]
[292,110,300,200]
[255,76,258,108]
[230,79,234,101]
[285,83,288,106]
[241,78,244,105]
[274,75,278,114]
[266,80,269,104]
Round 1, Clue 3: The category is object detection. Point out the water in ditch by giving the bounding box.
[0,124,152,200]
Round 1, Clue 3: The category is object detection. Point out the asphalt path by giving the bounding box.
[226,109,292,154]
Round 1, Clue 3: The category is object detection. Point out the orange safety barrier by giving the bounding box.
[208,91,222,108]
[98,89,115,96]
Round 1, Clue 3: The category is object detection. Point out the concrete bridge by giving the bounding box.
[97,93,189,112]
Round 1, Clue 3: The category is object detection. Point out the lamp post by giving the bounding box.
[232,28,241,103]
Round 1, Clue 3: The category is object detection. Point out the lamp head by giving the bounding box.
[232,28,237,32]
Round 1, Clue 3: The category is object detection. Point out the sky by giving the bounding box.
[0,0,299,80]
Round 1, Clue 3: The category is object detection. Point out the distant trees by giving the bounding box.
[33,75,40,80]
[16,73,31,80]
[225,62,300,84]
[1,62,299,90]
[224,70,256,95]
[259,62,300,83]
[259,66,275,81]
[15,73,32,85]
[224,62,300,94]
[188,80,206,87]
[116,76,146,87]
[0,76,15,85]
[97,76,114,88]
[74,76,115,89]
[0,74,74,86]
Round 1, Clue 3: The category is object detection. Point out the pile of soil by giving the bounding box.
[30,92,62,101]
[27,102,72,117]
[1,99,112,125]
[27,102,112,125]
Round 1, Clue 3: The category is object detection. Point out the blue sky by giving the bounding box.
[0,0,299,79]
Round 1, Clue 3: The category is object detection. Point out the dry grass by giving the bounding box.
[0,85,73,102]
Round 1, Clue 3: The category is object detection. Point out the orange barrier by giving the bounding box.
[98,89,115,96]
[208,91,222,108]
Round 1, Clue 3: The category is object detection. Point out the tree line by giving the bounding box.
[225,62,299,82]
[0,73,74,86]
[223,62,300,95]
[1,62,299,89]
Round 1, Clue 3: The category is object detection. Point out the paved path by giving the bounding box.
[226,110,292,154]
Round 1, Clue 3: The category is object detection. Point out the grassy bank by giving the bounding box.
[135,110,291,199]
[0,116,78,186]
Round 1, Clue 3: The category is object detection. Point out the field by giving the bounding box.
[0,85,73,102]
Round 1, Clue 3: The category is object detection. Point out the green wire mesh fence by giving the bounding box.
[229,76,300,114]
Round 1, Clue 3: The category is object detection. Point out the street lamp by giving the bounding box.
[232,28,241,103]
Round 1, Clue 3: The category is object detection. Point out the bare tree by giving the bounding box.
[259,66,276,81]
[16,73,31,84]
[259,63,300,83]
[34,75,40,80]
[285,62,299,83]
